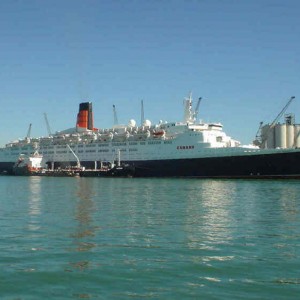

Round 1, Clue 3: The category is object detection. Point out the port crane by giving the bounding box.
[253,121,264,146]
[194,97,202,122]
[26,123,32,139]
[67,144,81,169]
[44,113,52,136]
[255,96,295,148]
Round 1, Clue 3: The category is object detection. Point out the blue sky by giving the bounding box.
[0,0,299,146]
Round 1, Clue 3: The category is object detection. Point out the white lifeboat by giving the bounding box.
[113,131,130,141]
[132,130,150,140]
[99,132,114,142]
[152,130,165,138]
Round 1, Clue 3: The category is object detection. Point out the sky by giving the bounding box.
[0,0,299,146]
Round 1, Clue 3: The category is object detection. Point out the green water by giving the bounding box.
[0,176,299,299]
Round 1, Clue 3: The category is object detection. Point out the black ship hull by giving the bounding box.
[131,151,300,178]
[79,165,135,177]
[0,162,15,175]
[1,150,300,178]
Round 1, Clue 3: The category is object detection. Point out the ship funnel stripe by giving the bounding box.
[76,102,94,130]
[79,102,90,111]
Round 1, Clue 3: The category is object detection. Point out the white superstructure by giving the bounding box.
[4,93,292,171]
[0,94,248,166]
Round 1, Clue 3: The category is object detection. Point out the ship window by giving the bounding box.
[148,141,161,145]
[216,136,222,142]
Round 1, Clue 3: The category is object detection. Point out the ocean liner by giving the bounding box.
[1,94,300,178]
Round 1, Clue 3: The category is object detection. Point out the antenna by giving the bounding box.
[141,100,145,126]
[44,113,52,136]
[183,92,194,123]
[113,105,119,125]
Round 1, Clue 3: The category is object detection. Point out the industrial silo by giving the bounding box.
[261,124,275,149]
[294,125,300,148]
[275,124,287,148]
[286,125,295,148]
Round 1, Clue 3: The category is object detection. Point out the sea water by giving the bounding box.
[0,176,299,299]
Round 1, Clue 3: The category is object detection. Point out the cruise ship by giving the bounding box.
[1,94,300,178]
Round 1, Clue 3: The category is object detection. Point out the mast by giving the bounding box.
[141,100,145,126]
[183,92,194,124]
[113,105,119,125]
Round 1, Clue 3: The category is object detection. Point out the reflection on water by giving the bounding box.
[1,176,300,299]
[73,179,98,243]
[69,179,98,272]
[185,180,238,248]
[27,177,42,232]
[75,179,95,230]
[278,184,299,221]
